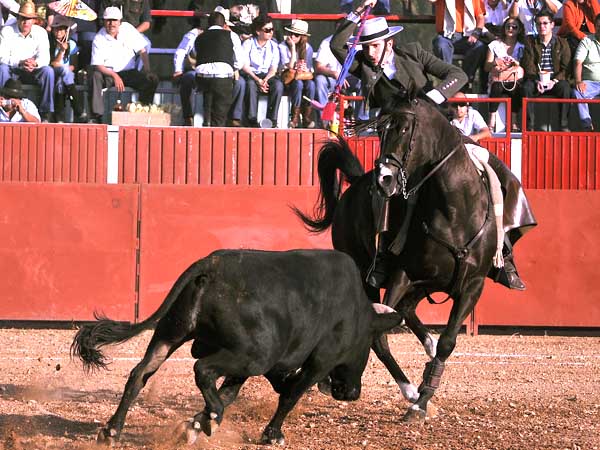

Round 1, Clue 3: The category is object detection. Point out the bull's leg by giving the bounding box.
[261,359,328,445]
[404,281,483,422]
[98,337,184,445]
[218,376,248,407]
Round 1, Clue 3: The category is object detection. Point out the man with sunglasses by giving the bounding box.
[521,10,571,131]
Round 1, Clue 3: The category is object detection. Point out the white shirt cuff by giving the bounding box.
[426,89,446,105]
[347,12,361,23]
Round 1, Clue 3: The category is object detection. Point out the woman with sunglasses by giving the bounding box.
[279,19,316,128]
[484,17,525,131]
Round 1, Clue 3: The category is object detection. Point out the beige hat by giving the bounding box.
[103,6,122,20]
[51,14,76,30]
[284,19,310,36]
[12,2,38,19]
[214,5,234,26]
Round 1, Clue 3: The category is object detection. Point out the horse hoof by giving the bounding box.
[402,405,426,423]
[96,427,117,446]
[174,418,201,444]
[399,382,420,403]
[199,411,219,436]
[317,378,332,396]
[260,434,285,446]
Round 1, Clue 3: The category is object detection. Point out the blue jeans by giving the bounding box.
[179,70,196,120]
[0,63,54,113]
[432,33,486,83]
[314,73,367,121]
[573,81,600,128]
[244,74,284,124]
[287,79,315,107]
[53,65,75,93]
[229,76,246,121]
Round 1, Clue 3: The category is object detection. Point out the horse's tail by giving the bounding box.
[71,261,201,372]
[293,135,364,232]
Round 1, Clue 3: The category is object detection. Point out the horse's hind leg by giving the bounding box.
[404,309,438,359]
[99,336,185,444]
[405,281,484,422]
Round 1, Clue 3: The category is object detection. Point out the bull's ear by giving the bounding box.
[370,304,404,334]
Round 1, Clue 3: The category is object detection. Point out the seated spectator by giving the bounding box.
[483,0,510,41]
[520,10,571,131]
[0,78,40,122]
[451,92,492,141]
[72,0,101,74]
[173,2,203,126]
[339,0,390,14]
[240,14,283,127]
[194,8,245,127]
[430,0,488,92]
[88,6,159,123]
[509,0,562,36]
[557,0,600,55]
[49,15,85,123]
[279,19,316,128]
[572,13,600,131]
[484,17,525,131]
[314,20,364,128]
[0,2,54,122]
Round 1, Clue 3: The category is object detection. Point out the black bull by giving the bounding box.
[71,249,403,445]
[294,97,536,421]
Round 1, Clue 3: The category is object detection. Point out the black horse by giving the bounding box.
[295,96,535,420]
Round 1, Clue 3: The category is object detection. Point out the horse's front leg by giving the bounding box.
[404,280,484,422]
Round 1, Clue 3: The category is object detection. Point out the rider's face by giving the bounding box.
[364,39,393,66]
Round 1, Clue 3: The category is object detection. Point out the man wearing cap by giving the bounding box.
[193,8,245,127]
[0,78,41,122]
[331,0,467,112]
[89,6,159,123]
[0,1,54,122]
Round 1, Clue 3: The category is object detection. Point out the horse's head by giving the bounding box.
[369,97,461,199]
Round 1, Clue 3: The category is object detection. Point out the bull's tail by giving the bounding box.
[71,261,202,372]
[293,135,364,232]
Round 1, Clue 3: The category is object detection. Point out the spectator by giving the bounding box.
[484,17,525,131]
[100,0,152,70]
[0,2,54,122]
[484,0,510,40]
[451,92,492,141]
[72,0,101,73]
[521,10,571,131]
[0,0,19,29]
[572,13,600,131]
[88,6,158,123]
[173,2,203,127]
[194,8,245,127]
[430,0,488,91]
[339,0,390,14]
[240,14,283,127]
[279,19,316,128]
[314,20,364,128]
[557,0,600,54]
[49,15,85,123]
[0,78,40,122]
[509,0,562,36]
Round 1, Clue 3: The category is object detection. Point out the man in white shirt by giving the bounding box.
[450,94,492,142]
[89,6,159,123]
[0,78,40,122]
[572,13,600,132]
[0,0,19,28]
[0,2,54,121]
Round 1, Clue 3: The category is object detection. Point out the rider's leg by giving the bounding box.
[501,235,526,290]
[367,196,391,288]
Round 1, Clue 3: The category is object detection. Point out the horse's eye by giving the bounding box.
[401,126,409,135]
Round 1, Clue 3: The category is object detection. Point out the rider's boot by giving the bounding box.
[366,233,390,288]
[496,237,526,291]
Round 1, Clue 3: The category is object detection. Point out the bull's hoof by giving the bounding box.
[96,427,118,446]
[402,404,427,423]
[199,411,219,436]
[174,418,201,445]
[317,378,332,396]
[260,427,285,446]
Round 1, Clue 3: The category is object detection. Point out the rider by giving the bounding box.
[331,0,533,291]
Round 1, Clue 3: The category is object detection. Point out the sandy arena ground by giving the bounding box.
[0,328,599,450]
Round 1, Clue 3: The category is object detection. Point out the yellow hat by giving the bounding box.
[13,2,38,19]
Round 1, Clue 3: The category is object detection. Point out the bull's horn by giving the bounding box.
[372,303,397,314]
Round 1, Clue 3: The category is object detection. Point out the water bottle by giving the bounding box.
[113,100,124,112]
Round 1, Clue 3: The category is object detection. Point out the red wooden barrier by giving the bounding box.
[118,126,328,185]
[136,185,331,319]
[0,183,138,321]
[0,123,108,183]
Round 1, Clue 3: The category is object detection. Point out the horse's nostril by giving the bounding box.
[381,175,393,186]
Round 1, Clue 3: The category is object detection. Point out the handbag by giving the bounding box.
[281,68,314,85]
[490,58,524,92]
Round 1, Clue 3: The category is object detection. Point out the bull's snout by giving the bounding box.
[331,383,361,401]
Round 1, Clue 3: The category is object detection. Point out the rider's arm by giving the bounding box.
[414,42,468,102]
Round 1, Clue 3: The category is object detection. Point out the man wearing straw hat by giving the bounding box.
[0,1,55,122]
[331,0,468,112]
